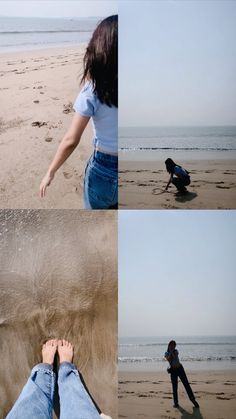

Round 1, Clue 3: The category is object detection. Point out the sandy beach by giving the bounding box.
[119,370,236,418]
[0,46,93,209]
[119,159,236,209]
[0,210,117,418]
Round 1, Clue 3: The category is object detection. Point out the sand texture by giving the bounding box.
[0,210,117,418]
[119,370,236,419]
[0,46,93,209]
[119,160,236,209]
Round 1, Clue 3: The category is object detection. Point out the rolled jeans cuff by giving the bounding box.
[31,363,54,376]
[59,361,77,371]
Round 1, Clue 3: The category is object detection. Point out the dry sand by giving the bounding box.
[119,370,236,419]
[119,160,236,209]
[0,46,93,209]
[0,210,117,418]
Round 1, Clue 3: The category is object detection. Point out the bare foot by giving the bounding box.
[42,339,58,365]
[58,339,74,364]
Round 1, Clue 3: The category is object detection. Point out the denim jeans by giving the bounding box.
[6,362,101,419]
[170,364,195,405]
[84,150,118,210]
[172,176,191,192]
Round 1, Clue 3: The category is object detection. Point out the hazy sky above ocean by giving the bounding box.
[0,0,117,18]
[119,0,236,126]
[119,210,236,337]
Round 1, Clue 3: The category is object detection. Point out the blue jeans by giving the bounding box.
[170,364,195,406]
[6,362,101,419]
[84,150,118,209]
[172,175,191,192]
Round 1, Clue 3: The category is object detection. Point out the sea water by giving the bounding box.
[119,336,236,371]
[119,126,236,161]
[0,16,99,52]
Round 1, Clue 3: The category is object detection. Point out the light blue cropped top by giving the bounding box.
[73,81,118,154]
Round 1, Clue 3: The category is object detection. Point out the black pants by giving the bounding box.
[172,176,190,192]
[170,365,195,405]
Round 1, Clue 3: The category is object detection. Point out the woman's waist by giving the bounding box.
[95,146,118,157]
[91,149,118,171]
[93,137,117,156]
[171,363,182,369]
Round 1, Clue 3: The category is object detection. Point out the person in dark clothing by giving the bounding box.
[165,158,191,193]
[164,340,199,409]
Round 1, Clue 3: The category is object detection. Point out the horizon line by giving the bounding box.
[0,15,104,19]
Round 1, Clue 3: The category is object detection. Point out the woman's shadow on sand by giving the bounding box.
[174,191,197,203]
[178,406,204,419]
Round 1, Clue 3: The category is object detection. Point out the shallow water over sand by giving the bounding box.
[0,210,117,418]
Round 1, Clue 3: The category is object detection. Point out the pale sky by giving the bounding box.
[119,210,236,337]
[119,0,236,126]
[0,0,117,18]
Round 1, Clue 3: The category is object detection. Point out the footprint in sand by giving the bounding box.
[223,171,236,175]
[63,102,74,114]
[31,121,47,127]
[216,185,230,189]
[63,171,73,179]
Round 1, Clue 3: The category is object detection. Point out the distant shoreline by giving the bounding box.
[0,15,97,53]
[119,149,236,161]
[119,361,236,373]
[0,41,87,54]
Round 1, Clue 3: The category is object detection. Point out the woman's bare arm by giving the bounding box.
[165,174,172,190]
[40,113,89,198]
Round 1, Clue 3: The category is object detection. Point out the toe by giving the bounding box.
[58,340,62,347]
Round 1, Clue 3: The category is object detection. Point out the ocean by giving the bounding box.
[0,16,99,52]
[119,336,236,372]
[119,126,236,161]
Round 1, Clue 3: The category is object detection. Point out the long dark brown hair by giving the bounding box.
[167,340,176,352]
[165,158,177,174]
[81,15,118,107]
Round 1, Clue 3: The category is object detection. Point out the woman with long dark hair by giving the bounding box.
[165,158,191,194]
[165,340,199,408]
[40,15,118,209]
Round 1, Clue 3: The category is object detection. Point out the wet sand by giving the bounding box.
[0,210,117,418]
[119,370,236,418]
[119,160,236,209]
[0,46,93,209]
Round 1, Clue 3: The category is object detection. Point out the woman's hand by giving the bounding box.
[40,172,54,198]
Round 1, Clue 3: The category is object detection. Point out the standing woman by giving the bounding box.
[165,158,191,194]
[40,15,118,209]
[165,340,199,408]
